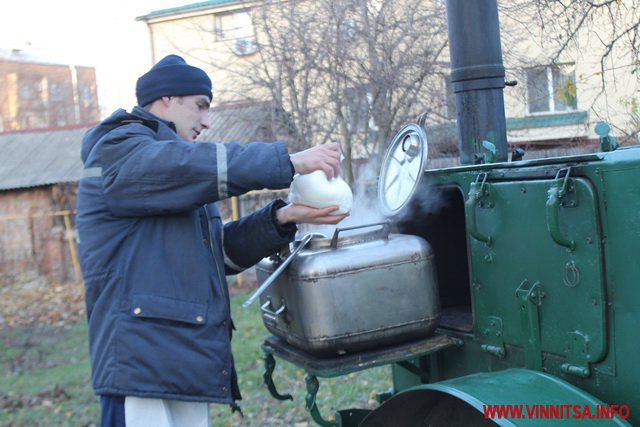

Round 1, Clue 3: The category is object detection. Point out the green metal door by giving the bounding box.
[467,170,606,376]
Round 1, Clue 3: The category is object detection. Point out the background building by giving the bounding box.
[137,0,639,173]
[0,48,100,132]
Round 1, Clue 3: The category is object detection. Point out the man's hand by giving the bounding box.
[290,143,341,179]
[275,203,348,225]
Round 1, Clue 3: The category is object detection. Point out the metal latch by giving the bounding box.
[546,168,576,252]
[466,173,493,246]
[515,280,545,370]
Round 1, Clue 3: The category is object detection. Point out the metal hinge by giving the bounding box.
[481,315,505,358]
[561,331,591,378]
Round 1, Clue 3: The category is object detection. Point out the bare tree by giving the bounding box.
[219,0,450,186]
[499,0,640,139]
[513,1,637,66]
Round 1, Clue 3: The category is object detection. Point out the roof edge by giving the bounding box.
[136,0,242,21]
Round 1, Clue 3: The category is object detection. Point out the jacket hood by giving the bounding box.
[81,107,170,163]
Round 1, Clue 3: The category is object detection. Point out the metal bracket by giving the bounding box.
[375,388,395,404]
[263,353,293,401]
[561,331,591,378]
[481,316,506,358]
[515,280,545,370]
[396,360,430,382]
[595,121,618,152]
[305,375,339,427]
[476,140,496,164]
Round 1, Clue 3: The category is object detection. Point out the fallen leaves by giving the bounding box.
[0,384,70,410]
[0,272,85,329]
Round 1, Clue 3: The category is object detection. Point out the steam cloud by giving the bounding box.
[296,161,446,240]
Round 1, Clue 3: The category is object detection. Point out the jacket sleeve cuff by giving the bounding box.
[271,199,297,238]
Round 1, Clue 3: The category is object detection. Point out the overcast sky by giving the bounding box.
[1,0,188,117]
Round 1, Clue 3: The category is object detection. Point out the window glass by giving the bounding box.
[526,64,577,114]
[215,10,254,41]
[552,65,577,111]
[49,81,65,102]
[19,79,42,101]
[526,67,549,113]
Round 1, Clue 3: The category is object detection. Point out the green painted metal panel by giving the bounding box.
[388,146,640,425]
[368,369,631,426]
[468,174,606,370]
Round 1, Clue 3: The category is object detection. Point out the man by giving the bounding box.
[75,54,347,427]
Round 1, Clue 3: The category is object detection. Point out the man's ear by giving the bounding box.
[147,97,171,117]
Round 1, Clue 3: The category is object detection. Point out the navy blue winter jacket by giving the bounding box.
[76,107,295,403]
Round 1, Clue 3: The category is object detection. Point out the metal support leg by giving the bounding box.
[305,375,339,427]
[396,360,430,383]
[263,353,293,401]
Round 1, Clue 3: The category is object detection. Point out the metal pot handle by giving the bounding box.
[242,233,322,308]
[260,297,286,326]
[330,222,390,248]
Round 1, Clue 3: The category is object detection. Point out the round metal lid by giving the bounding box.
[377,123,428,216]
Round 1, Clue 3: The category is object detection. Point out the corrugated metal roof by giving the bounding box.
[0,126,90,191]
[0,102,282,192]
[198,101,280,143]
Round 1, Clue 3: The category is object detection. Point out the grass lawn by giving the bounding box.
[0,288,391,427]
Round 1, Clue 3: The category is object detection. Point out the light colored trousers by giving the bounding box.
[124,397,210,427]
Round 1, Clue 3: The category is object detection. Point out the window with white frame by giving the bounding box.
[215,10,257,55]
[526,64,577,114]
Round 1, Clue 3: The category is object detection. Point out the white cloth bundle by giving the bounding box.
[288,170,353,215]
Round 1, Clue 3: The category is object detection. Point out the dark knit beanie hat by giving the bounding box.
[135,54,212,107]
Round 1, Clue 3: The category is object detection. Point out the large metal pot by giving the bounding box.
[255,223,440,356]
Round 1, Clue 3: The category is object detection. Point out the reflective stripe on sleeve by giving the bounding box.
[215,143,228,199]
[220,226,246,272]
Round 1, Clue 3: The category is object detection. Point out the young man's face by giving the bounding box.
[165,95,211,141]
